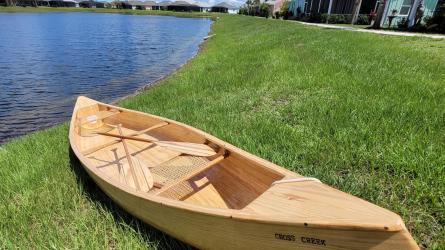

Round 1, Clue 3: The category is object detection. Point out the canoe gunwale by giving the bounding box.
[69,96,407,233]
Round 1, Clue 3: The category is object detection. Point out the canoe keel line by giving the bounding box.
[69,96,419,249]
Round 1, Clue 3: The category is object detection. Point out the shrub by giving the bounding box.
[356,14,370,25]
[259,3,269,18]
[274,11,280,19]
[239,6,248,15]
[322,14,351,24]
[397,17,408,30]
[425,2,445,33]
[280,0,290,19]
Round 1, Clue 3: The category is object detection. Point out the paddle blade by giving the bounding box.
[127,156,153,192]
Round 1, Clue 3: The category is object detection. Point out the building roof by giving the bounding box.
[169,0,198,6]
[143,0,156,5]
[212,1,236,9]
[127,0,144,5]
[195,1,210,7]
[155,0,171,5]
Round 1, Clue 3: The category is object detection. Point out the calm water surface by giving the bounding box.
[0,13,211,144]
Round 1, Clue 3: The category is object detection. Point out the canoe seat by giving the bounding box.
[150,156,210,188]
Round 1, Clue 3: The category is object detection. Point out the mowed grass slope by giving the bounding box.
[1,14,444,249]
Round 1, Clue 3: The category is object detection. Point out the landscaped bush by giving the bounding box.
[259,3,269,18]
[397,16,428,32]
[425,2,445,33]
[397,17,408,29]
[280,0,291,19]
[238,6,248,15]
[355,14,370,25]
[320,14,351,24]
[274,11,280,19]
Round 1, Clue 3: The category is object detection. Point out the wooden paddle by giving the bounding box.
[97,131,216,157]
[117,124,153,191]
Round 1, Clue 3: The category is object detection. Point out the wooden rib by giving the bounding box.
[156,154,226,195]
[117,125,142,191]
[97,132,216,157]
[82,122,169,156]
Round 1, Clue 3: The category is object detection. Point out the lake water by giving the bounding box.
[0,12,211,144]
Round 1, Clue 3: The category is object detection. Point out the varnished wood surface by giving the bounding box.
[69,96,419,249]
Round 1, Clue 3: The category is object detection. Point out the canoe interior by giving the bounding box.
[74,103,285,210]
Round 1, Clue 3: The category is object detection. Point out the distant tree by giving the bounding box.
[239,6,249,15]
[245,0,253,15]
[253,0,260,15]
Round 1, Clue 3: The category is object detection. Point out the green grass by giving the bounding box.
[1,14,444,249]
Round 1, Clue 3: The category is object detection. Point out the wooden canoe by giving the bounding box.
[69,96,419,250]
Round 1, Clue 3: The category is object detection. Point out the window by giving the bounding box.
[399,0,412,15]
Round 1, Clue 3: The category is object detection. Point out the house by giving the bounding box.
[79,0,104,7]
[198,2,212,12]
[378,0,442,27]
[126,0,143,9]
[167,0,201,11]
[47,0,78,7]
[142,1,156,10]
[288,0,378,16]
[7,0,78,7]
[153,0,171,10]
[211,2,238,13]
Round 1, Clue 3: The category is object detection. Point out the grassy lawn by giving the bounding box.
[1,13,444,249]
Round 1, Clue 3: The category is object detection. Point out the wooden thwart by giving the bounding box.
[97,132,216,157]
[82,122,169,155]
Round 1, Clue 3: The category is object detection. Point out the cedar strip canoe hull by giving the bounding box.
[69,96,419,250]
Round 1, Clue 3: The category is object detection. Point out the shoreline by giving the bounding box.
[112,26,214,105]
[0,6,219,19]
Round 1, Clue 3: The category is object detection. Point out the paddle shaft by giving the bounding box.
[117,125,142,191]
[99,132,157,143]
